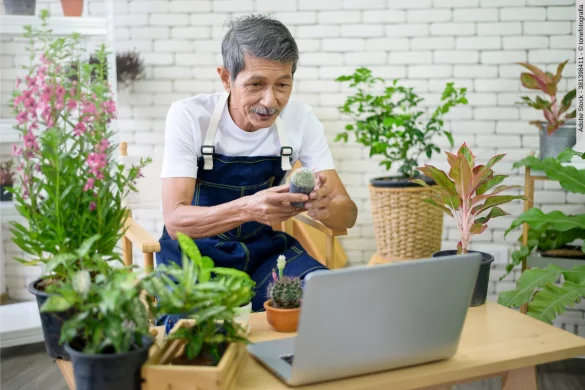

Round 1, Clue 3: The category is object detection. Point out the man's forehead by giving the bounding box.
[239,53,293,79]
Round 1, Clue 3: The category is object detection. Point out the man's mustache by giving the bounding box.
[250,106,278,115]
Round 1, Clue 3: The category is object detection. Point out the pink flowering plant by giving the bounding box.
[9,11,149,284]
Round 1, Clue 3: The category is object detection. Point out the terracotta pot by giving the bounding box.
[263,300,300,333]
[60,0,83,16]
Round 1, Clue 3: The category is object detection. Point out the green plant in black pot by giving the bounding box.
[143,232,252,367]
[41,262,153,390]
[413,143,527,306]
[0,159,15,201]
[68,50,145,88]
[334,67,468,262]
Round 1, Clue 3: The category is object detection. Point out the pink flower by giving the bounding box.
[23,132,39,151]
[98,139,109,153]
[67,100,77,111]
[87,152,107,176]
[83,178,95,192]
[15,78,21,88]
[16,111,29,125]
[39,54,50,65]
[89,202,96,211]
[272,269,278,281]
[11,144,22,157]
[73,122,86,136]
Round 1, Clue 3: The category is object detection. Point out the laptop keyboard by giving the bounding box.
[281,354,294,365]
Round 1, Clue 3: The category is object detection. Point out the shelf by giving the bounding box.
[0,119,19,144]
[0,15,108,36]
[0,301,43,348]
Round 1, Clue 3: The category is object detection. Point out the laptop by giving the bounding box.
[247,253,482,386]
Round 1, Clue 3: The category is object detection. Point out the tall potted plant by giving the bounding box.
[516,60,576,159]
[335,67,468,262]
[413,143,527,306]
[9,11,149,360]
[40,258,154,390]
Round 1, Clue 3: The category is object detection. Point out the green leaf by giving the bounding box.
[498,264,565,307]
[40,295,73,313]
[505,209,585,237]
[513,155,585,194]
[177,232,203,268]
[185,333,203,360]
[527,281,585,324]
[421,198,453,217]
[562,89,576,107]
[520,72,541,89]
[474,206,509,224]
[72,270,91,295]
[444,131,454,146]
[472,195,526,216]
[417,166,456,195]
[75,234,101,258]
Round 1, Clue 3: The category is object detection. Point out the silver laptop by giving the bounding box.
[247,253,482,386]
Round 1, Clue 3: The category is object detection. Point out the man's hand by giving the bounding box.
[244,184,307,226]
[304,173,332,221]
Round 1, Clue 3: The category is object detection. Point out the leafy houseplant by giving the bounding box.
[413,143,527,306]
[143,233,251,365]
[264,255,303,332]
[334,67,468,262]
[516,60,576,159]
[502,149,585,278]
[41,259,153,390]
[68,50,146,89]
[498,150,585,324]
[9,11,149,359]
[0,159,15,201]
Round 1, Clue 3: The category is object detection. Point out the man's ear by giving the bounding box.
[217,66,231,93]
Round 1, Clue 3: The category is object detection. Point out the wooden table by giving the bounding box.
[57,302,585,390]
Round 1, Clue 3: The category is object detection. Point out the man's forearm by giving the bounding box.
[164,197,249,240]
[319,194,358,231]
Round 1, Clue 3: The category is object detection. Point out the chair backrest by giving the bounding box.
[119,142,163,209]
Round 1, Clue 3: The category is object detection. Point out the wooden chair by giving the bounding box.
[118,143,348,272]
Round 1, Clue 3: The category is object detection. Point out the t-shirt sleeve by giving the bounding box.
[297,106,335,172]
[160,102,200,179]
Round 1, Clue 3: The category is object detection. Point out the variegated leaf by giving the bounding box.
[474,207,509,224]
[475,175,507,196]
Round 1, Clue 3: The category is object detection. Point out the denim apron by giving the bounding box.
[156,92,328,331]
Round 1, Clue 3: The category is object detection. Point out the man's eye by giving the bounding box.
[251,82,261,87]
[278,84,289,87]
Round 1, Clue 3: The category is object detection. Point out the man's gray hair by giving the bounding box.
[222,14,299,80]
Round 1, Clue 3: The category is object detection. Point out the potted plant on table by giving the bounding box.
[516,60,576,159]
[40,259,154,390]
[413,143,527,306]
[264,255,303,333]
[141,232,252,390]
[335,67,468,262]
[0,159,15,201]
[9,11,149,360]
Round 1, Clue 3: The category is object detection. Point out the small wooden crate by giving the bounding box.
[141,320,249,390]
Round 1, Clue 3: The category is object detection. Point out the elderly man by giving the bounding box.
[157,15,358,314]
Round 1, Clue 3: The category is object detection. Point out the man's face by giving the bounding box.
[219,53,293,132]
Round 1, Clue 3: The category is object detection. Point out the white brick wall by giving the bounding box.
[0,0,583,334]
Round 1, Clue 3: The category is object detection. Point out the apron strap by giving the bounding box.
[202,92,229,170]
[201,92,293,171]
[275,117,292,171]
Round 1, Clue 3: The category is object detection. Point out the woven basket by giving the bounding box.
[369,184,444,261]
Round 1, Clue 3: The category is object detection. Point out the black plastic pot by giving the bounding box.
[65,337,153,390]
[3,0,36,15]
[289,182,313,208]
[0,185,12,201]
[28,278,76,360]
[432,250,494,307]
[370,174,435,188]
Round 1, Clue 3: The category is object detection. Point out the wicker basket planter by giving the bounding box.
[141,320,249,390]
[368,177,444,261]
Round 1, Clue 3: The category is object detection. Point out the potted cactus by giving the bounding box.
[289,167,315,208]
[0,159,15,201]
[264,255,303,333]
[516,60,576,159]
[412,143,527,306]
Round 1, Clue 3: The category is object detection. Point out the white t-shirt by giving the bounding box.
[160,93,335,179]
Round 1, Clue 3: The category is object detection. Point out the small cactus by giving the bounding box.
[289,167,315,208]
[267,255,303,309]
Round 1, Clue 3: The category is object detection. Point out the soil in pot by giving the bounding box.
[432,250,494,307]
[28,278,76,360]
[65,336,153,390]
[170,343,228,367]
[264,300,300,333]
[370,174,435,188]
[3,0,36,15]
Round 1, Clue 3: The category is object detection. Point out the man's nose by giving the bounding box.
[260,88,277,108]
